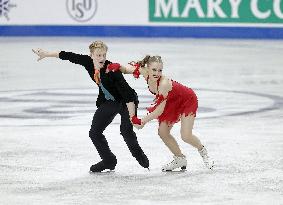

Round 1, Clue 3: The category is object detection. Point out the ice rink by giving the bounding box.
[0,37,282,205]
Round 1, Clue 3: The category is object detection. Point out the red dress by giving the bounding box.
[147,77,198,125]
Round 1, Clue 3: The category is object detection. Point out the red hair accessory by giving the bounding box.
[129,62,141,79]
[131,116,142,125]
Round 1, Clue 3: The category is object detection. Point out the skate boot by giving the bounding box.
[90,157,117,172]
[199,146,214,170]
[162,155,187,172]
[135,152,149,169]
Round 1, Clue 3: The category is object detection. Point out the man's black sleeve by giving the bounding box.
[59,51,92,71]
[111,71,137,103]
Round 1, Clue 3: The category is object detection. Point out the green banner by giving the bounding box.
[149,0,283,23]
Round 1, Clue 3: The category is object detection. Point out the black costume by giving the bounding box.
[59,51,149,172]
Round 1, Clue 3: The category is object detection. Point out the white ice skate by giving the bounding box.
[199,146,214,170]
[162,155,187,172]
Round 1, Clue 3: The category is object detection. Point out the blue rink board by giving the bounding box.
[0,25,283,39]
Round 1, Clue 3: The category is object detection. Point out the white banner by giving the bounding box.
[0,0,148,25]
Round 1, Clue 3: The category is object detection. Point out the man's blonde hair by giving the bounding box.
[89,41,108,53]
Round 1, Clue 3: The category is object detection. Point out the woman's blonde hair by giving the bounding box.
[138,55,163,67]
[89,41,108,53]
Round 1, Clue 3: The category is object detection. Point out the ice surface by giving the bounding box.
[0,37,282,204]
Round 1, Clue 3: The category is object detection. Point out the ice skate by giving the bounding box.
[90,157,117,172]
[162,155,187,172]
[135,152,149,169]
[199,146,214,170]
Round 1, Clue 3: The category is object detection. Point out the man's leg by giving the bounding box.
[119,103,149,168]
[89,101,119,172]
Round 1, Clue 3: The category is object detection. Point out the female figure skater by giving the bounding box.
[107,55,214,171]
[32,41,149,172]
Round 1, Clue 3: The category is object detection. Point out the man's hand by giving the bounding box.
[32,49,59,61]
[32,48,47,61]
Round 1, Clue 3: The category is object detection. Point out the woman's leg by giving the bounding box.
[180,113,214,169]
[158,122,184,157]
[180,113,203,150]
[158,122,187,171]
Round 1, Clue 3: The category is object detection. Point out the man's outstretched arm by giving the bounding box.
[32,49,59,61]
[32,49,92,69]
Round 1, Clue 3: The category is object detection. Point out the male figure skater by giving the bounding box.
[32,41,149,172]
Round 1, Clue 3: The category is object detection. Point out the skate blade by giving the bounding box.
[206,161,215,170]
[89,169,115,174]
[162,166,187,172]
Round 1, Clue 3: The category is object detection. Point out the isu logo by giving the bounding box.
[0,0,16,20]
[66,0,97,22]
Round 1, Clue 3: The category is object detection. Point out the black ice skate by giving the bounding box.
[135,153,149,169]
[90,158,117,172]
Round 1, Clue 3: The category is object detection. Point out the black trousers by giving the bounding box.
[89,100,144,163]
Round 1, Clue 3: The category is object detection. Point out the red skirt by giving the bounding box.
[151,80,198,125]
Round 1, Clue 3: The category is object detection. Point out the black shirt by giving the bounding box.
[59,51,138,107]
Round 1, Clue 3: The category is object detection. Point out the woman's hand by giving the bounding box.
[106,63,121,73]
[131,116,145,129]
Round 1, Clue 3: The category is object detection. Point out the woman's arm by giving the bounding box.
[119,64,135,74]
[107,62,147,79]
[141,78,171,125]
[142,100,167,124]
[120,64,147,77]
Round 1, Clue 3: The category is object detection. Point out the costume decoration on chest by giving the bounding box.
[93,68,100,84]
[128,61,141,79]
[147,94,167,113]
